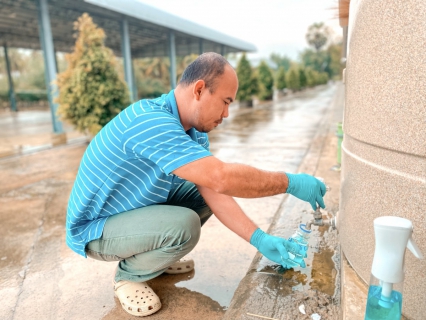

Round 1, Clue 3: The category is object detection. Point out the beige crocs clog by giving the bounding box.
[114,280,161,317]
[164,256,194,274]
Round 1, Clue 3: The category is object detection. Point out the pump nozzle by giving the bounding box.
[407,236,424,259]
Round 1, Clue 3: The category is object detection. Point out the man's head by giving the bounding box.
[175,52,238,133]
[179,52,231,93]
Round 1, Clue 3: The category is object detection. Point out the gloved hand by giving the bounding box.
[285,173,327,210]
[250,228,305,268]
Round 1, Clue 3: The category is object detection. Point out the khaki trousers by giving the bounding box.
[85,181,212,282]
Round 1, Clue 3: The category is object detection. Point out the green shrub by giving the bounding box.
[17,91,48,101]
[286,66,300,91]
[257,61,274,101]
[56,13,130,136]
[0,90,47,102]
[275,66,287,91]
[236,53,258,103]
[317,72,329,85]
[28,70,47,90]
[305,68,318,87]
[137,78,168,99]
[0,91,9,101]
[299,67,307,89]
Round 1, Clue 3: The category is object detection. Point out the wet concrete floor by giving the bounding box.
[0,84,339,319]
[0,109,88,158]
[224,82,344,320]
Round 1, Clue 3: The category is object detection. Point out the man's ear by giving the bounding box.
[193,80,205,101]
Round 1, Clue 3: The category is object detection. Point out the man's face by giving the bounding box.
[194,66,238,133]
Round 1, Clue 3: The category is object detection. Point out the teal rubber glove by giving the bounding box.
[285,173,327,210]
[250,228,306,268]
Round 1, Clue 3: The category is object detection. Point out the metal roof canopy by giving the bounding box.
[0,0,255,135]
[0,0,256,57]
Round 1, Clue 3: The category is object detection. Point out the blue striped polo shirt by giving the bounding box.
[66,90,212,257]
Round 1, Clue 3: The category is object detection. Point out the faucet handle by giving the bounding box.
[314,206,323,217]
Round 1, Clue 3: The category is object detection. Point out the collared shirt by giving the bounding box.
[66,90,212,257]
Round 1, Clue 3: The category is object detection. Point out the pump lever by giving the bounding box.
[407,236,424,259]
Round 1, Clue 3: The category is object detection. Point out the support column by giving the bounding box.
[131,58,138,101]
[220,44,225,56]
[198,38,204,55]
[168,30,177,89]
[36,0,63,134]
[120,19,134,101]
[3,44,17,112]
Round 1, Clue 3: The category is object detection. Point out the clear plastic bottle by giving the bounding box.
[279,224,312,269]
[281,234,307,269]
[280,177,321,269]
[288,223,312,258]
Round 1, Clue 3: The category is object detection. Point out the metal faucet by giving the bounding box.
[305,206,337,230]
[305,178,337,230]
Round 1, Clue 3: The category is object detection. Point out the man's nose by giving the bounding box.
[222,105,229,118]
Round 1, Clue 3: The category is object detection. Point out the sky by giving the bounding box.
[138,0,342,62]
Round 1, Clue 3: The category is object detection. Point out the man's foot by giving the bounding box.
[164,256,194,274]
[114,280,161,317]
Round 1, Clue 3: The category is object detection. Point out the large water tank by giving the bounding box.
[339,0,426,319]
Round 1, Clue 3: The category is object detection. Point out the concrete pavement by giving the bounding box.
[0,109,87,158]
[224,82,344,320]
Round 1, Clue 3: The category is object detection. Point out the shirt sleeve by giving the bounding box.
[121,110,212,175]
[197,132,210,151]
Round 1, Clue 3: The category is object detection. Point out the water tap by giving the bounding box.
[305,178,336,230]
[305,206,337,230]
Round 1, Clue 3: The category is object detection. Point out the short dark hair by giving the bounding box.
[178,52,231,93]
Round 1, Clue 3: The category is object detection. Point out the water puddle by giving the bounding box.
[254,224,340,318]
[310,247,337,296]
[256,218,339,299]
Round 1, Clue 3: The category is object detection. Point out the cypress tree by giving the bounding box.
[299,67,307,89]
[56,13,130,136]
[236,53,257,105]
[276,66,287,91]
[257,61,274,100]
[318,72,329,85]
[305,67,318,87]
[286,66,300,91]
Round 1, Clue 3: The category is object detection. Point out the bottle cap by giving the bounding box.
[299,224,312,233]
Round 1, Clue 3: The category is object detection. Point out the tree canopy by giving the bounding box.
[301,22,342,80]
[257,61,274,100]
[269,53,291,71]
[56,13,130,135]
[275,66,287,91]
[286,65,300,91]
[305,22,331,52]
[236,53,258,103]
